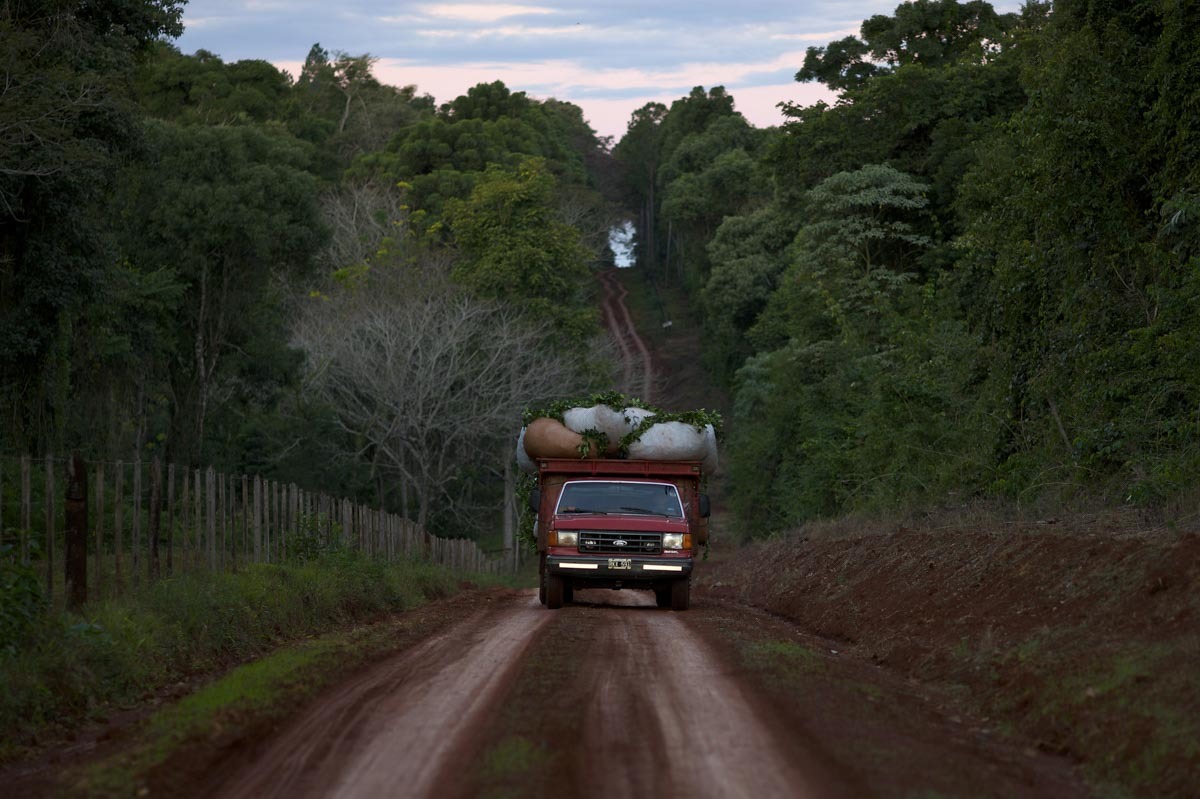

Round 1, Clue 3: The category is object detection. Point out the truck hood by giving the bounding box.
[553,515,689,532]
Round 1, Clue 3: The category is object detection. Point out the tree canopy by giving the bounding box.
[613,0,1200,533]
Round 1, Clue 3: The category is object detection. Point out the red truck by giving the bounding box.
[531,458,710,611]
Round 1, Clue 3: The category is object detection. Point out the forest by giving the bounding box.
[1,0,622,542]
[615,0,1200,534]
[3,0,1199,543]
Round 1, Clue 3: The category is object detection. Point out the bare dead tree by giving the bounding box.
[318,179,409,272]
[294,262,588,532]
[554,184,623,266]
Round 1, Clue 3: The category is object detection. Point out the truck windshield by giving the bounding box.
[556,481,683,518]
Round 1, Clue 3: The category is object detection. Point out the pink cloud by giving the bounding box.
[271,57,836,141]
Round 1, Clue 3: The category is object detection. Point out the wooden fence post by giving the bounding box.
[178,467,187,571]
[193,469,201,571]
[267,480,274,563]
[264,480,272,563]
[280,482,289,562]
[114,460,124,591]
[166,464,175,576]
[149,457,161,582]
[253,476,262,563]
[132,457,142,586]
[242,475,249,562]
[228,474,235,567]
[94,462,104,599]
[65,454,87,609]
[206,467,216,570]
[218,473,226,569]
[20,455,31,565]
[45,454,54,601]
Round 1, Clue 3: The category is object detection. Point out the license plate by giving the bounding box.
[608,558,632,570]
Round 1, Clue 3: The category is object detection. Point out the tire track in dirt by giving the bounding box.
[215,592,550,799]
[210,589,835,799]
[598,272,635,393]
[577,591,829,798]
[599,269,654,401]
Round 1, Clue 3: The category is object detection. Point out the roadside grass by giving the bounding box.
[71,633,340,798]
[987,640,1200,796]
[65,599,469,799]
[742,639,823,679]
[0,552,509,765]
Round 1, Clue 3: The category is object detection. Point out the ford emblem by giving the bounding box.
[613,539,628,547]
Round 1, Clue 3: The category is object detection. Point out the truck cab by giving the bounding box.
[532,459,709,610]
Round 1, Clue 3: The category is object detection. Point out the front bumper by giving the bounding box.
[546,554,693,581]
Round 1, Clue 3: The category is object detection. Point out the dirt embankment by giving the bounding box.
[699,519,1200,796]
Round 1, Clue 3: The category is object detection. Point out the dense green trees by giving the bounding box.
[615,0,1200,533]
[0,4,614,537]
[9,0,1195,540]
[956,0,1200,498]
[0,0,185,450]
[445,159,596,343]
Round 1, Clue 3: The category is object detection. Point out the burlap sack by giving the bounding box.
[523,417,599,459]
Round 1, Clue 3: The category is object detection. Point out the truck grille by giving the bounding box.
[577,530,662,555]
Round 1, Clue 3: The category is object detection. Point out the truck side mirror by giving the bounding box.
[528,488,541,514]
[699,493,711,518]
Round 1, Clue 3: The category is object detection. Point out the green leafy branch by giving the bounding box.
[521,390,723,456]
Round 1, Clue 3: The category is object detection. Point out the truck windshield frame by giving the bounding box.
[555,480,684,518]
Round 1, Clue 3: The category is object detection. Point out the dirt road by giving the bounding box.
[598,269,654,401]
[206,588,1086,799]
[212,590,818,798]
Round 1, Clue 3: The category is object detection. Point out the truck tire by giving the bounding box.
[563,581,574,605]
[546,573,565,609]
[538,554,547,605]
[655,587,670,608]
[670,578,690,611]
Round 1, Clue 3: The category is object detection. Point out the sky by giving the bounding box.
[177,1,1022,141]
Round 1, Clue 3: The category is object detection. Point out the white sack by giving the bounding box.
[627,421,708,462]
[563,405,631,449]
[701,424,719,473]
[515,427,537,475]
[622,406,656,429]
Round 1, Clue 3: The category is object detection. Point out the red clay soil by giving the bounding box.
[11,581,1103,798]
[196,590,550,799]
[699,521,1200,797]
[186,586,1089,799]
[454,589,1088,799]
[598,269,655,402]
[202,590,847,799]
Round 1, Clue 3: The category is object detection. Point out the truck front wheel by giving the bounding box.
[655,587,670,608]
[670,578,690,611]
[546,573,565,609]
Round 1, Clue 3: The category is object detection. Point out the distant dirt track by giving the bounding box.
[599,269,654,401]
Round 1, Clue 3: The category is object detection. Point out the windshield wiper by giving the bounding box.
[619,506,673,516]
[560,508,607,514]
